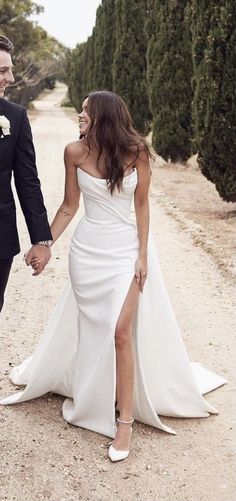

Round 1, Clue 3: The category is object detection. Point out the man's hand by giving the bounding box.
[24,244,51,276]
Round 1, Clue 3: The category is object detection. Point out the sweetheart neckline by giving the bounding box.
[76,166,137,181]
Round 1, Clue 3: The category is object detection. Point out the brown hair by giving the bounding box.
[0,36,14,53]
[82,90,152,194]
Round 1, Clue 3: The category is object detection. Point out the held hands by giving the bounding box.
[24,244,51,276]
[135,256,148,293]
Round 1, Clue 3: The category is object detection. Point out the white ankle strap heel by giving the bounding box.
[108,417,134,462]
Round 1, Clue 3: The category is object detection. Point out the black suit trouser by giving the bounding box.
[0,258,13,312]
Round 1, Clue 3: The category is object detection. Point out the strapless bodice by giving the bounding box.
[76,167,137,223]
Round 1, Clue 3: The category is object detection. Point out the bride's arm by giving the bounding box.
[134,149,151,292]
[50,142,81,246]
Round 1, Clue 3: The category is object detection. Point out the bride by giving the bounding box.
[0,90,226,462]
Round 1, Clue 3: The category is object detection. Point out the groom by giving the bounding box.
[0,36,52,312]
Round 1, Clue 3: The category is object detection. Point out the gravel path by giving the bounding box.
[0,84,235,501]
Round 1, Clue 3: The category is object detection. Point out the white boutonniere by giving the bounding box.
[0,115,11,138]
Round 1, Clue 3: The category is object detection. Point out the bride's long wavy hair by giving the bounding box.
[81,90,152,194]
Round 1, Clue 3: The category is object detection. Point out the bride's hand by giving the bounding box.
[24,251,40,275]
[135,256,148,293]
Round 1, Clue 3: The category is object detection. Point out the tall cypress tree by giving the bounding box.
[147,0,193,161]
[93,0,115,90]
[192,0,236,202]
[68,34,96,111]
[93,4,104,88]
[83,34,95,94]
[68,43,87,109]
[112,0,151,134]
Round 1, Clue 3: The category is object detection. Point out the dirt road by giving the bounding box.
[0,84,235,501]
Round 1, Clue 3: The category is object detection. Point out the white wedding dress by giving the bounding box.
[0,167,226,438]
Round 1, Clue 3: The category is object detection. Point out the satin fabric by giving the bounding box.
[0,168,226,437]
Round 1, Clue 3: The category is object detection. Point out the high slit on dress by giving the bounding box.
[0,168,226,438]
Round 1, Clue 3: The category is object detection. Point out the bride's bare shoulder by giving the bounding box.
[64,138,89,165]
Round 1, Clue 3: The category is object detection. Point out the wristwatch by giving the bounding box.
[35,240,53,247]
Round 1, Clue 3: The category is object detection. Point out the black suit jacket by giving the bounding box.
[0,98,52,259]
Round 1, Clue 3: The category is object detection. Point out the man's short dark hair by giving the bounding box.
[0,36,14,53]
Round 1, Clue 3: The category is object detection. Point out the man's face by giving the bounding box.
[0,50,15,98]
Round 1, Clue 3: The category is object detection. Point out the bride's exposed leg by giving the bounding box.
[113,277,139,452]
